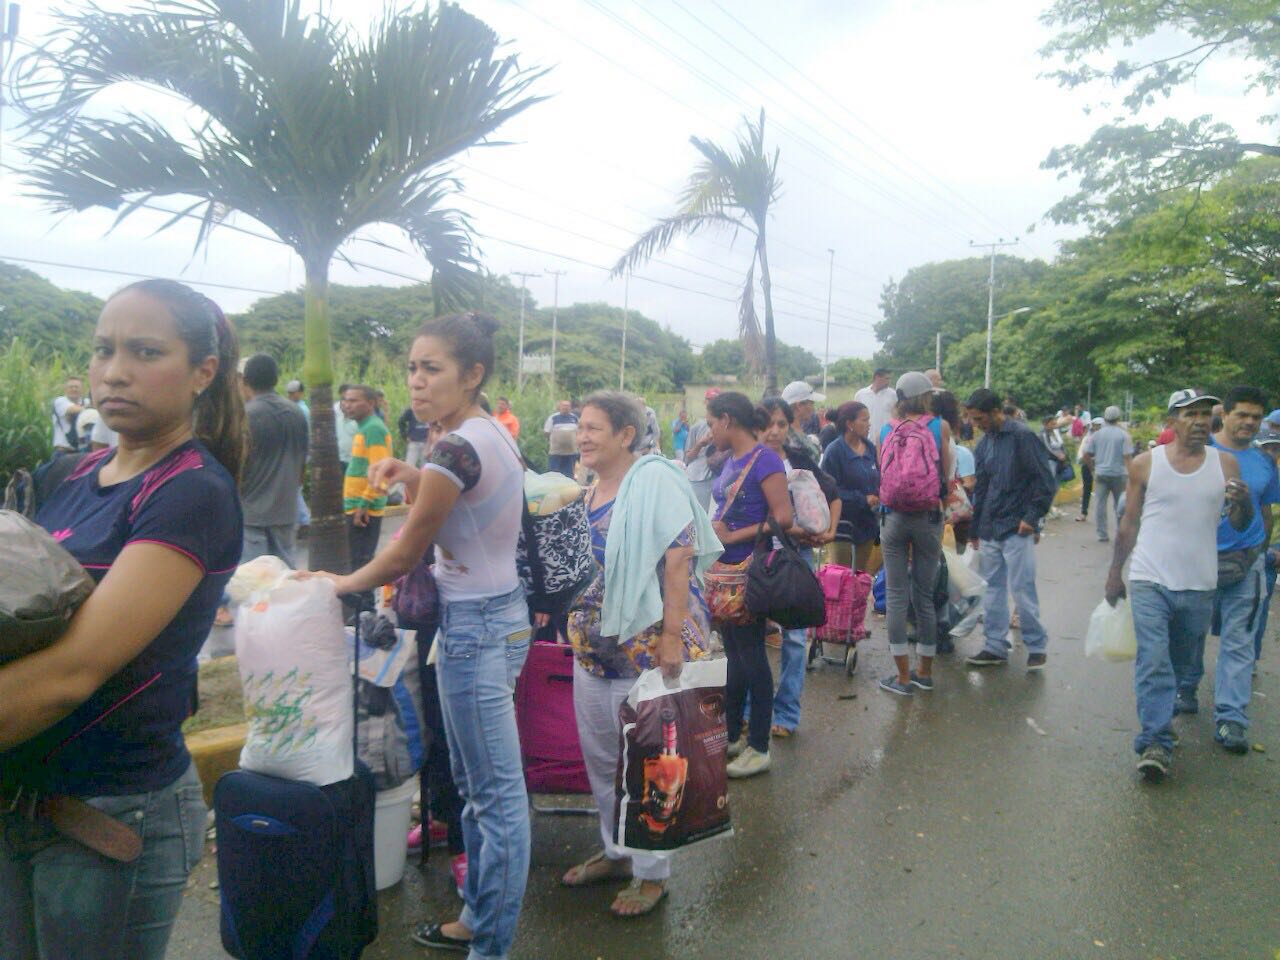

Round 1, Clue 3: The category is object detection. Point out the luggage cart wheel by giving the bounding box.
[845,646,858,676]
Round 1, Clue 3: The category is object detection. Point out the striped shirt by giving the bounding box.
[343,414,392,515]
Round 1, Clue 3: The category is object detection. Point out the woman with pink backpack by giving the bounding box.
[876,372,954,696]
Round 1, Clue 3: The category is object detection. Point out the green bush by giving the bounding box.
[0,339,65,490]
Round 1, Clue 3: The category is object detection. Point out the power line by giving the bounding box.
[580,0,980,248]
[701,0,1052,261]
[0,252,286,297]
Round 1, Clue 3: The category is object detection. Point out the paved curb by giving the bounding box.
[186,723,247,805]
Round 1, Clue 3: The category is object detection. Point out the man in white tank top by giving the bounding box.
[1104,390,1253,782]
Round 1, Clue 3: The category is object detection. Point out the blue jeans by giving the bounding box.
[1130,581,1215,752]
[296,488,310,527]
[1254,554,1276,662]
[1175,553,1265,728]
[436,586,532,960]
[977,534,1047,655]
[0,762,206,960]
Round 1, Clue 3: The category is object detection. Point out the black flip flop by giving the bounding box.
[411,922,471,953]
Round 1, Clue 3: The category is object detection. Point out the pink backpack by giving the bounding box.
[879,416,941,512]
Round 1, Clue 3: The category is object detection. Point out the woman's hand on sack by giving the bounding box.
[657,626,684,681]
[290,570,353,595]
[367,457,417,493]
[866,495,880,510]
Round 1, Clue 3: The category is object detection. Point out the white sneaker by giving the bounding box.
[726,734,747,759]
[726,746,771,779]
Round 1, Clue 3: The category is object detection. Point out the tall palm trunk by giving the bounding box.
[756,227,779,396]
[301,258,351,574]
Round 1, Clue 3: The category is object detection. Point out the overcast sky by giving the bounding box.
[0,0,1270,363]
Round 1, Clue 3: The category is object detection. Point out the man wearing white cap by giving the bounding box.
[1104,389,1252,781]
[780,380,824,461]
[1083,406,1132,542]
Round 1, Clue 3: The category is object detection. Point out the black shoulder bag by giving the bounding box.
[745,517,826,629]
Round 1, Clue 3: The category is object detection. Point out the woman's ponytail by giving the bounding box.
[111,279,247,482]
[194,303,246,482]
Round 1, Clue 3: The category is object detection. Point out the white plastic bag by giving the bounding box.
[788,469,831,534]
[225,555,290,607]
[1085,598,1137,662]
[943,547,985,601]
[235,577,353,785]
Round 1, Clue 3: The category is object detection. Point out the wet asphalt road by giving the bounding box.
[171,512,1280,960]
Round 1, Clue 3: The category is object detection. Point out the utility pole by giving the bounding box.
[970,238,1019,388]
[822,248,834,394]
[935,332,942,376]
[546,269,566,397]
[512,271,538,391]
[619,269,630,390]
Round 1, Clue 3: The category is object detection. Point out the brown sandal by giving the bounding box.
[610,879,668,918]
[561,851,631,888]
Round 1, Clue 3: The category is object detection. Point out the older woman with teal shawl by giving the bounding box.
[560,391,721,918]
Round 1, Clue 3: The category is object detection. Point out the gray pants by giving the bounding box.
[242,522,298,568]
[881,510,943,657]
[1094,474,1126,540]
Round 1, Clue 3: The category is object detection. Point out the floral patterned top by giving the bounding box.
[567,490,711,680]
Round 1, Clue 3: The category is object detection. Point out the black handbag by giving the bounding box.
[745,518,826,629]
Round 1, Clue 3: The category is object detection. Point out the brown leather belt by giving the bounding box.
[1,785,142,863]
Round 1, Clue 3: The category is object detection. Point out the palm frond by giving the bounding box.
[611,210,744,277]
[12,0,546,272]
[738,257,764,373]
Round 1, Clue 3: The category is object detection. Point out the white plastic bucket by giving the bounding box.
[373,778,418,889]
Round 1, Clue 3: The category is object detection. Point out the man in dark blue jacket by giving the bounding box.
[963,388,1057,670]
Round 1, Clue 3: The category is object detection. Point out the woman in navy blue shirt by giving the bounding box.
[820,401,880,571]
[0,280,244,960]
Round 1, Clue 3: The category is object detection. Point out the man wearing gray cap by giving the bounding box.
[1105,389,1252,780]
[1083,406,1132,542]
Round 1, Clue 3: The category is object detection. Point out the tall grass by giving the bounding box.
[0,339,66,490]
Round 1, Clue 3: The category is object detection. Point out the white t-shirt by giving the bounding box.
[75,408,118,449]
[51,395,80,449]
[853,384,898,446]
[422,415,526,602]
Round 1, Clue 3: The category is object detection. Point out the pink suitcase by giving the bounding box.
[514,641,591,795]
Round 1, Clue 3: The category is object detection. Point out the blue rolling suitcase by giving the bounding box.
[215,601,379,959]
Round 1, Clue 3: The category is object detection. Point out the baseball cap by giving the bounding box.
[1090,417,1104,427]
[1255,426,1280,447]
[781,380,825,405]
[703,387,721,401]
[1266,409,1280,425]
[285,379,303,392]
[895,371,934,400]
[1103,405,1122,422]
[1167,388,1219,412]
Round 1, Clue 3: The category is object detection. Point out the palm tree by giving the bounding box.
[613,110,782,393]
[11,0,544,572]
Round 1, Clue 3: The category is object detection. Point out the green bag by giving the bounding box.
[0,510,95,662]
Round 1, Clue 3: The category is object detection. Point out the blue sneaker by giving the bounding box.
[909,671,934,691]
[1214,721,1248,755]
[878,676,913,697]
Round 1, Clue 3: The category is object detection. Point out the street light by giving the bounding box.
[984,306,1031,388]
